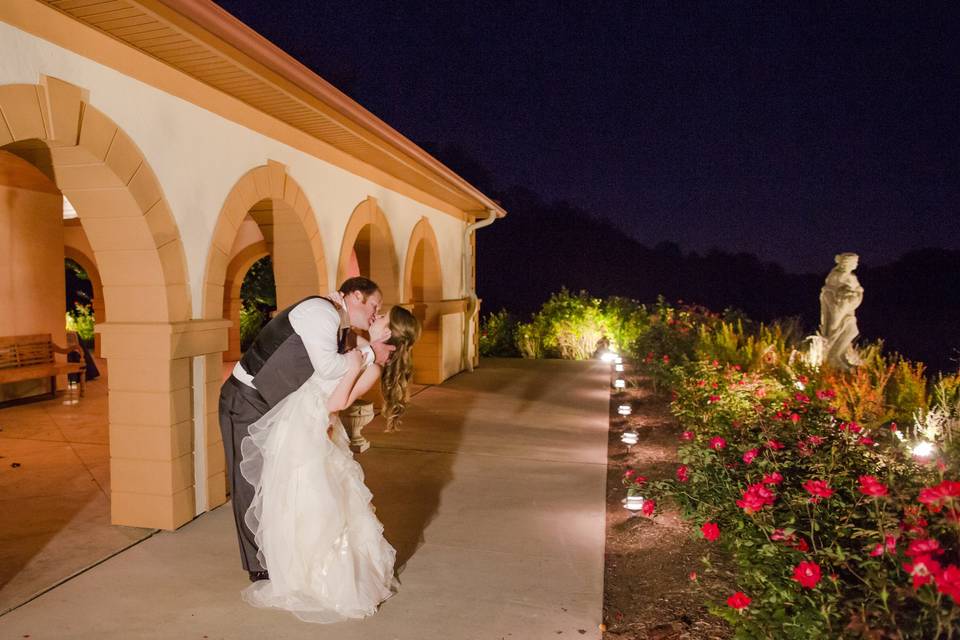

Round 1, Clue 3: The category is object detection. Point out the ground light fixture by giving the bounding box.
[617,404,632,416]
[600,351,619,363]
[613,378,626,389]
[912,440,936,459]
[623,495,644,514]
[621,430,639,448]
[613,356,623,365]
[614,363,625,372]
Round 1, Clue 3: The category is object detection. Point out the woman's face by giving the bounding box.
[368,313,390,342]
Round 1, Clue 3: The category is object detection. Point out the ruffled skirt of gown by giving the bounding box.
[238,376,397,623]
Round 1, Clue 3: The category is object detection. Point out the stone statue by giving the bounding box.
[818,252,864,370]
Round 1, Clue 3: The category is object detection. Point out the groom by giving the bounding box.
[218,276,395,582]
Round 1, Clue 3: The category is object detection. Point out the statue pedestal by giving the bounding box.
[342,400,374,453]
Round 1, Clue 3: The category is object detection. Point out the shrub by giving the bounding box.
[479,309,520,357]
[239,303,267,353]
[65,303,95,344]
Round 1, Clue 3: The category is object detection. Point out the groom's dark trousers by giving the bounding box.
[218,377,270,572]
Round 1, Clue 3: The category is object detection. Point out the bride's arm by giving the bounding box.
[325,350,364,412]
[344,364,382,407]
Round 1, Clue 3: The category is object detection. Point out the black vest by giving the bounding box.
[239,296,344,408]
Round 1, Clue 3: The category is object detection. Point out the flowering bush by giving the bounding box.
[641,338,960,638]
[478,309,521,357]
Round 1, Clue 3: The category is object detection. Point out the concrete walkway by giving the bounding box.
[0,358,610,639]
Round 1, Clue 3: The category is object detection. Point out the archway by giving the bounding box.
[0,77,196,531]
[337,197,401,304]
[403,218,445,384]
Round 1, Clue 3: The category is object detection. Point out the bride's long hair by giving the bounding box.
[381,306,421,432]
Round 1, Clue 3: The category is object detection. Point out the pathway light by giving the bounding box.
[623,495,644,514]
[614,364,625,372]
[912,440,936,459]
[617,404,632,416]
[600,351,618,363]
[613,378,626,389]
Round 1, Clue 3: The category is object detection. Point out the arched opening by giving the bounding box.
[337,197,400,304]
[404,219,446,384]
[0,78,196,606]
[203,164,327,375]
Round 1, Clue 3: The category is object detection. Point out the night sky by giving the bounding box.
[217,1,960,274]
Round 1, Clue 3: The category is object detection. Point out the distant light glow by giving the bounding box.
[621,431,638,445]
[613,379,626,389]
[600,351,618,363]
[614,364,625,372]
[912,441,935,458]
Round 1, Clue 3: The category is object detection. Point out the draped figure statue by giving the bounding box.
[818,253,863,370]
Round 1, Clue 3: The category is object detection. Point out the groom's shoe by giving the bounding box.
[248,570,269,583]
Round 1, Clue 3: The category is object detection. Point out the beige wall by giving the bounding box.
[0,152,67,400]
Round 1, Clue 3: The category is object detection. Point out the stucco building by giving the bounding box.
[0,0,504,530]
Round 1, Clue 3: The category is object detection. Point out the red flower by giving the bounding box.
[792,561,822,589]
[803,479,833,503]
[726,592,751,610]
[680,431,695,441]
[700,522,720,542]
[624,469,635,479]
[662,354,670,364]
[859,436,876,446]
[794,393,810,404]
[688,571,698,582]
[790,413,801,424]
[676,465,689,482]
[937,565,960,603]
[858,475,889,497]
[630,475,648,486]
[762,472,783,485]
[707,394,721,404]
[806,435,825,447]
[709,436,727,450]
[918,480,960,512]
[766,439,784,451]
[903,555,942,589]
[696,379,706,387]
[742,448,759,464]
[641,499,656,517]
[869,535,897,557]
[816,388,835,400]
[736,483,777,513]
[906,538,943,558]
[793,538,810,552]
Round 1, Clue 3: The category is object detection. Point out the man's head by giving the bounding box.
[339,276,382,331]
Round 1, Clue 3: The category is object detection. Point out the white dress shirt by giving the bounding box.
[232,293,374,389]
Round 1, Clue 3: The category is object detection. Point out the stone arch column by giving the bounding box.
[0,76,207,530]
[337,197,401,304]
[403,218,447,384]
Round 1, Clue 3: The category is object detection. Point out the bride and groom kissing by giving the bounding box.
[218,276,421,623]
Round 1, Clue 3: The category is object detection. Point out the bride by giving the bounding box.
[238,305,421,623]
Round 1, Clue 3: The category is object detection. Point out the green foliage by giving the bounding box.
[239,303,267,353]
[479,309,520,357]
[65,303,95,343]
[241,256,276,309]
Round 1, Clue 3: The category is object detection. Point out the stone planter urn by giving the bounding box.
[341,399,374,453]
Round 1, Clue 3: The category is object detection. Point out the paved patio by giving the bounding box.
[0,358,610,639]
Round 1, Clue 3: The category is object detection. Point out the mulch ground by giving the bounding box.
[602,373,734,640]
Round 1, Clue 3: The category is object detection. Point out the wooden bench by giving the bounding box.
[0,334,86,400]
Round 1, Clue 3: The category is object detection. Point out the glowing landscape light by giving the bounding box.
[600,351,618,363]
[618,404,632,416]
[614,363,625,372]
[621,430,639,446]
[613,379,626,389]
[912,440,936,459]
[623,495,645,513]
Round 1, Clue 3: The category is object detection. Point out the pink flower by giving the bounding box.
[806,435,825,447]
[709,436,727,450]
[641,499,656,517]
[937,565,960,603]
[708,394,721,404]
[676,465,689,482]
[859,436,876,446]
[802,479,833,503]
[869,535,897,557]
[918,481,960,512]
[726,592,751,610]
[903,555,941,589]
[906,538,943,559]
[680,431,695,441]
[742,448,759,464]
[700,522,720,542]
[624,469,635,479]
[762,472,783,485]
[790,413,801,424]
[736,483,777,513]
[858,475,889,497]
[816,388,835,400]
[792,561,822,589]
[766,439,784,451]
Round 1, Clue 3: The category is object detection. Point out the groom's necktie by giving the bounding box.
[337,327,349,354]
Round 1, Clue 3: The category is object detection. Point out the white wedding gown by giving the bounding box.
[238,371,397,623]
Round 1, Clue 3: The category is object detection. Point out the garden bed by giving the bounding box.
[602,375,732,639]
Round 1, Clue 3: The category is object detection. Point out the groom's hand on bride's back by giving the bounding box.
[371,340,395,365]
